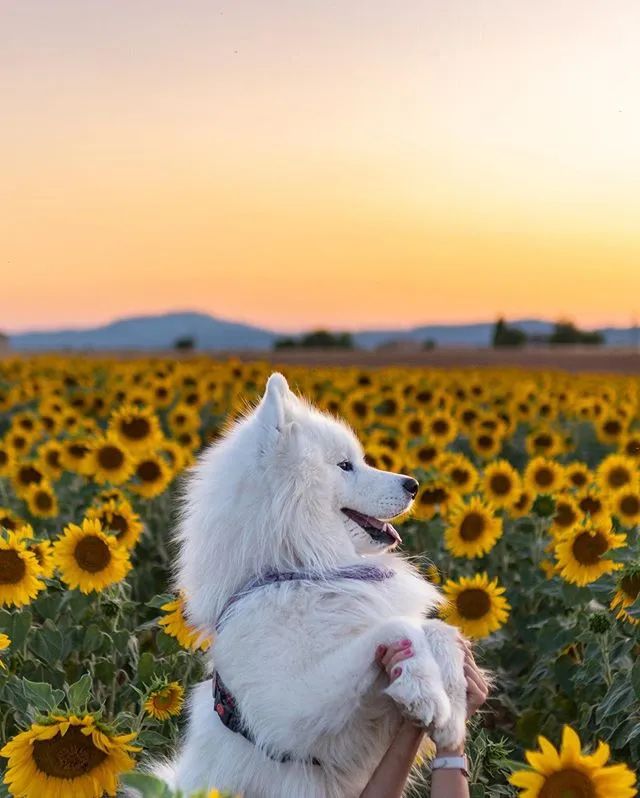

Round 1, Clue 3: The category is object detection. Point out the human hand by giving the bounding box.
[460,637,489,719]
[374,639,414,683]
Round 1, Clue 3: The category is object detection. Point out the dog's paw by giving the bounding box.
[384,657,451,730]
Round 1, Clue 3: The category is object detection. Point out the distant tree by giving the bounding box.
[174,336,196,351]
[423,338,436,350]
[274,336,297,349]
[492,318,527,347]
[549,321,604,345]
[273,330,354,349]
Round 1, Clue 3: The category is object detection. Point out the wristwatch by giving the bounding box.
[431,754,469,777]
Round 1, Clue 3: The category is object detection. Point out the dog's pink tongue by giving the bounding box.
[383,522,402,544]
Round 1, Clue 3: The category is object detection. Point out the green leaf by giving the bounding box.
[29,620,64,663]
[67,673,92,711]
[8,608,32,648]
[632,660,640,700]
[22,679,64,712]
[147,593,175,609]
[120,772,175,798]
[138,651,156,685]
[83,624,102,653]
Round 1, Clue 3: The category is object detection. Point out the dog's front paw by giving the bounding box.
[384,657,451,730]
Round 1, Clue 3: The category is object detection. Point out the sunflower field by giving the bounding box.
[0,355,638,798]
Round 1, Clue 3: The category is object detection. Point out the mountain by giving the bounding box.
[10,312,279,351]
[8,312,638,351]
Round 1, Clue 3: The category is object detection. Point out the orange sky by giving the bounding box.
[2,0,640,333]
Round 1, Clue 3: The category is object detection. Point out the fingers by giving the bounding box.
[378,639,412,669]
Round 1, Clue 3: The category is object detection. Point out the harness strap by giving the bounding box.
[212,563,396,766]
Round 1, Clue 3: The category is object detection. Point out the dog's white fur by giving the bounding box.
[160,373,467,798]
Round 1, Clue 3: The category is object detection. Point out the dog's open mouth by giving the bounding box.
[341,508,402,547]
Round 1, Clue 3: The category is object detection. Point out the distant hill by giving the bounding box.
[8,312,638,351]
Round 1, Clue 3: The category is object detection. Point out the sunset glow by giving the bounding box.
[2,1,640,332]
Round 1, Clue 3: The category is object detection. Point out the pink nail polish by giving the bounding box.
[393,666,402,678]
[400,638,411,647]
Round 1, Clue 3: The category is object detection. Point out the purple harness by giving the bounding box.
[212,563,395,765]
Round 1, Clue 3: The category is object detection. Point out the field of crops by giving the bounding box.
[0,355,638,798]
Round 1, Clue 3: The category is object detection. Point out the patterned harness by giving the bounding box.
[212,564,396,765]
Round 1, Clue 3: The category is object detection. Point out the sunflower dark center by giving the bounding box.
[138,460,161,482]
[569,471,587,488]
[490,473,511,495]
[120,417,151,440]
[477,434,494,450]
[106,513,129,537]
[456,589,491,620]
[572,532,608,565]
[579,496,602,516]
[534,434,552,448]
[604,420,621,436]
[620,495,640,516]
[0,450,8,466]
[98,445,125,470]
[74,536,111,573]
[608,467,630,488]
[153,692,173,710]
[554,503,577,528]
[32,725,108,779]
[420,487,447,505]
[625,440,640,456]
[34,490,53,511]
[0,515,18,530]
[460,512,486,541]
[619,573,640,603]
[432,419,449,435]
[408,419,423,436]
[417,446,438,464]
[539,768,596,798]
[0,550,26,584]
[46,450,61,468]
[535,467,554,487]
[18,465,43,487]
[451,468,470,486]
[69,444,89,459]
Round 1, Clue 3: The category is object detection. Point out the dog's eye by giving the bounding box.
[337,460,353,472]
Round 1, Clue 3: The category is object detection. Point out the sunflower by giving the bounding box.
[409,440,443,471]
[441,572,510,639]
[426,411,457,446]
[611,487,640,528]
[53,518,131,594]
[158,594,212,652]
[610,568,640,626]
[554,523,626,587]
[37,440,65,480]
[109,403,162,453]
[524,457,565,496]
[482,460,521,509]
[345,393,374,427]
[25,480,59,519]
[565,461,592,491]
[175,429,202,453]
[0,530,45,607]
[168,403,201,434]
[401,412,428,440]
[550,495,581,540]
[60,437,94,475]
[440,454,478,494]
[510,725,636,797]
[444,497,503,558]
[596,414,627,445]
[470,429,503,459]
[88,435,135,485]
[597,454,638,493]
[413,480,456,521]
[130,453,173,498]
[12,462,45,499]
[29,539,56,579]
[144,681,185,720]
[158,439,187,472]
[620,433,640,462]
[0,442,17,478]
[86,500,143,550]
[510,490,534,519]
[525,426,564,458]
[576,487,611,525]
[0,713,140,798]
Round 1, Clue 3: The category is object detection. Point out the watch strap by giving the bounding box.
[431,754,469,777]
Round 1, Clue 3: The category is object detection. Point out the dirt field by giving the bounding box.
[16,346,640,373]
[211,346,640,373]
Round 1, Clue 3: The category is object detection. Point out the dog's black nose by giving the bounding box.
[402,477,419,498]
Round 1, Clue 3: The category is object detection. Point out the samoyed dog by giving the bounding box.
[160,373,467,797]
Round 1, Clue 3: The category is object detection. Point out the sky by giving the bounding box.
[2,0,640,333]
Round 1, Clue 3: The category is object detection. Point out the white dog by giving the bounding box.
[159,373,467,797]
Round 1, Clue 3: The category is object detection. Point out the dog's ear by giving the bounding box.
[256,373,290,443]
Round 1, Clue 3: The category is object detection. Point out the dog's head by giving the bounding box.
[245,372,418,555]
[177,372,419,628]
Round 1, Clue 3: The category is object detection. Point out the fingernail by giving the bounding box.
[392,666,402,678]
[401,638,411,646]
[375,645,385,657]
